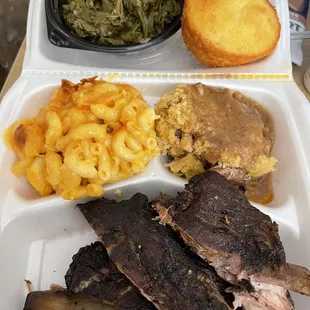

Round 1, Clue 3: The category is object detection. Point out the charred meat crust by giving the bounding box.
[65,242,111,293]
[65,242,155,309]
[152,171,310,307]
[154,171,285,281]
[78,193,233,310]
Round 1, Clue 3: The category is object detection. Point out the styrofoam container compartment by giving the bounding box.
[24,0,291,76]
[1,0,310,308]
[0,76,310,309]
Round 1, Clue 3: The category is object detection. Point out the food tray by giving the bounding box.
[1,0,310,308]
[23,0,291,77]
[0,76,310,309]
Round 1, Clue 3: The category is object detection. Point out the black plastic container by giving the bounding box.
[45,0,183,53]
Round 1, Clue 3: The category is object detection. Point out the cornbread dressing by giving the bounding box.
[155,84,277,203]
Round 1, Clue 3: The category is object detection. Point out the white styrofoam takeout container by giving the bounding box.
[1,0,310,309]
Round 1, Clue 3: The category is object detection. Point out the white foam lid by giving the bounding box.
[23,0,291,77]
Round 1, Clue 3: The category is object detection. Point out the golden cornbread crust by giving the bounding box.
[155,84,277,179]
[182,0,281,67]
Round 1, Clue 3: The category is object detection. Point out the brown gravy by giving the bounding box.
[185,84,276,204]
[155,83,276,204]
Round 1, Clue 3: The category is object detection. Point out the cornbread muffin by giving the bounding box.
[155,84,277,203]
[182,0,281,67]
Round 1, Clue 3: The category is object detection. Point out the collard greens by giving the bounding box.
[62,0,181,45]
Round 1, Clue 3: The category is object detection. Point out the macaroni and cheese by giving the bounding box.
[3,77,159,200]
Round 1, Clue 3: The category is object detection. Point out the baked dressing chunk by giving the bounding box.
[155,83,277,203]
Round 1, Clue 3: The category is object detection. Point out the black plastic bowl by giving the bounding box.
[45,0,183,53]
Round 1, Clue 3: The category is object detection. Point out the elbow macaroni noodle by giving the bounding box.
[3,77,159,200]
